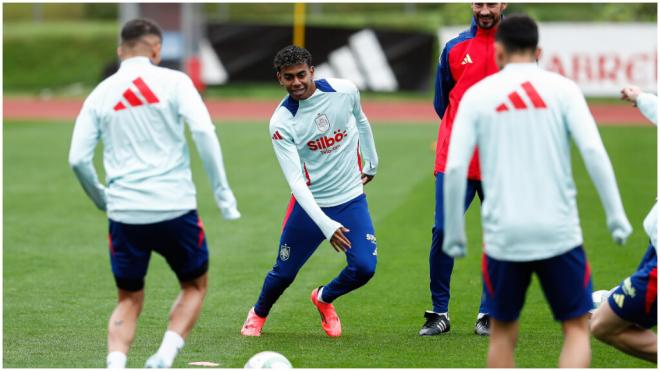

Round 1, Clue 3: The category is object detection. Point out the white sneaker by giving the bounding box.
[144,354,170,368]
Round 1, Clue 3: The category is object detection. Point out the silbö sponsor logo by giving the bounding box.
[307,130,347,154]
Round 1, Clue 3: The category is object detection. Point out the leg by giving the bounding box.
[488,318,518,367]
[560,314,591,367]
[536,246,594,367]
[167,273,208,339]
[590,246,657,363]
[428,174,480,313]
[591,301,657,363]
[146,211,210,368]
[107,219,152,368]
[254,198,324,317]
[482,254,531,366]
[321,195,377,302]
[108,289,145,355]
[428,173,453,314]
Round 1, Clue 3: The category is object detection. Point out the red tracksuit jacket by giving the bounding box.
[433,18,499,180]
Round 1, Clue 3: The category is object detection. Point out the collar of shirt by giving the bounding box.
[502,62,539,72]
[119,56,152,69]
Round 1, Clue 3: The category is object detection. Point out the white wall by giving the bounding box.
[439,23,657,96]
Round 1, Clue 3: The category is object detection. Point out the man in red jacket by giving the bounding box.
[419,2,507,337]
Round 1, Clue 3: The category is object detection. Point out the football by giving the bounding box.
[244,351,292,369]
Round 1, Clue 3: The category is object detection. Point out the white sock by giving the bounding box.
[477,312,487,320]
[155,330,185,367]
[317,287,327,303]
[106,351,127,369]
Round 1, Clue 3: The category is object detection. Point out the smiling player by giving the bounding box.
[240,45,379,337]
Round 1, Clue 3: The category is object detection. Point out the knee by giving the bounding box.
[589,312,612,341]
[268,267,297,287]
[351,261,376,282]
[118,290,145,313]
[182,273,208,296]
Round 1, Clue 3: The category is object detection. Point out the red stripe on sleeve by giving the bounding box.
[303,163,311,186]
[508,92,527,109]
[495,103,508,112]
[521,81,547,108]
[123,89,144,107]
[133,77,160,104]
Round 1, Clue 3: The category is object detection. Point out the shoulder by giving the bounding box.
[316,78,356,95]
[270,98,296,131]
[443,26,475,55]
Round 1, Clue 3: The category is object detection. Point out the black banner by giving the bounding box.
[205,23,435,91]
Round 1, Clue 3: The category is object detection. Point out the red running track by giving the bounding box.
[3,97,650,126]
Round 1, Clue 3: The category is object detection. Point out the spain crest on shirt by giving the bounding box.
[314,113,330,132]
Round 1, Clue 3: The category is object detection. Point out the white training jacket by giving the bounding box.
[269,78,378,240]
[444,63,631,262]
[637,92,657,249]
[69,56,239,224]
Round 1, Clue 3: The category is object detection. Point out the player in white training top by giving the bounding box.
[68,19,240,368]
[590,86,657,363]
[241,45,379,337]
[442,14,632,367]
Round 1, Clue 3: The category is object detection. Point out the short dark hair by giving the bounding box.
[273,45,313,72]
[121,18,162,46]
[495,14,539,53]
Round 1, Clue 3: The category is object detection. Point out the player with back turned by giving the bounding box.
[442,14,632,367]
[69,19,240,368]
[240,45,379,338]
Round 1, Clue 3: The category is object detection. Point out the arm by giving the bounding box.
[68,99,106,211]
[352,86,378,183]
[567,83,632,244]
[270,122,343,242]
[178,76,240,220]
[636,93,657,126]
[621,85,657,125]
[442,97,478,258]
[433,45,454,119]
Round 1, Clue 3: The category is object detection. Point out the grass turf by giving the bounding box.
[3,120,656,368]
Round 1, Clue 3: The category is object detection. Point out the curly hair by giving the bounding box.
[273,45,313,72]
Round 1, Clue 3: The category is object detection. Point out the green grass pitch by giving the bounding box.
[3,120,656,368]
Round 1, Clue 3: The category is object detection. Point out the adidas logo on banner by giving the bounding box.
[113,77,160,111]
[495,81,547,112]
[461,54,473,65]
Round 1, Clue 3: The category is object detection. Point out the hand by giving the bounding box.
[609,217,632,245]
[620,86,642,106]
[330,227,352,252]
[442,241,467,258]
[442,236,467,258]
[220,206,241,220]
[361,173,375,185]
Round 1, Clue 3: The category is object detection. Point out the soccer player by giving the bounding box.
[590,86,657,363]
[442,14,632,367]
[240,45,379,338]
[68,19,240,368]
[421,2,507,337]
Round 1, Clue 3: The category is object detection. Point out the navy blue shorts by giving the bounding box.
[608,243,657,328]
[108,210,209,291]
[482,246,593,322]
